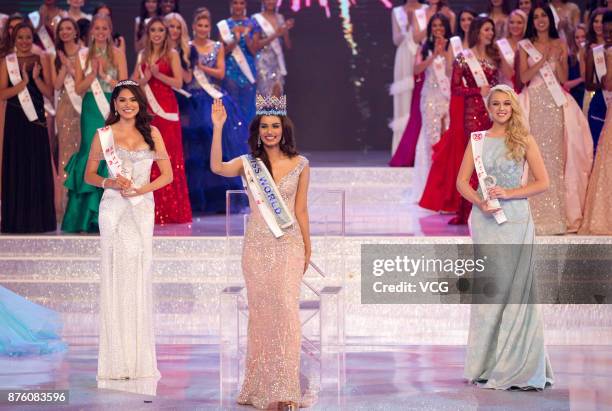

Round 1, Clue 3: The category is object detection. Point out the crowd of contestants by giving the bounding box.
[390,0,612,235]
[0,0,293,233]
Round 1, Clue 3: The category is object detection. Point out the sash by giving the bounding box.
[414,8,427,32]
[519,39,567,107]
[450,36,463,58]
[432,55,450,99]
[28,11,55,53]
[470,131,507,225]
[63,73,82,114]
[241,154,294,238]
[549,4,560,29]
[43,96,55,115]
[137,52,179,122]
[462,49,489,87]
[193,67,223,99]
[593,45,607,82]
[78,48,110,119]
[393,6,408,36]
[173,87,191,98]
[98,126,144,206]
[5,53,38,122]
[253,13,287,76]
[217,20,256,84]
[496,38,515,67]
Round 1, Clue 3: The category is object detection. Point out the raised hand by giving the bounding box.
[150,63,160,78]
[20,63,30,84]
[142,65,152,83]
[211,98,227,128]
[32,62,41,80]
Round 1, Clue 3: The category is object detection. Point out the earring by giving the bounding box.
[257,136,262,147]
[114,110,118,116]
[281,137,285,144]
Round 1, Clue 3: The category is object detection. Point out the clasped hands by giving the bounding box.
[108,175,144,197]
[477,185,509,215]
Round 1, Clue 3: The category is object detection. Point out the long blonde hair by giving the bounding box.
[164,12,190,68]
[86,14,115,69]
[486,85,529,162]
[142,16,172,65]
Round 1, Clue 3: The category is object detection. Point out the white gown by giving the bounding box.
[97,145,160,380]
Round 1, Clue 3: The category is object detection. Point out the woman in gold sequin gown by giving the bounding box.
[210,99,312,409]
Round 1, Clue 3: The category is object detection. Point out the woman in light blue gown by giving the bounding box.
[456,84,554,390]
[0,286,66,356]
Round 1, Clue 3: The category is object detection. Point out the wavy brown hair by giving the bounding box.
[54,17,80,72]
[248,115,298,177]
[105,82,155,151]
[468,16,500,64]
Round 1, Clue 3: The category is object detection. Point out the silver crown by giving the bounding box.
[114,79,140,88]
[256,95,287,116]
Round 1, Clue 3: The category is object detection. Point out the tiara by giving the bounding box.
[115,79,139,88]
[256,95,287,116]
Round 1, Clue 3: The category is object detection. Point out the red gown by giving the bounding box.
[419,53,499,223]
[144,57,192,224]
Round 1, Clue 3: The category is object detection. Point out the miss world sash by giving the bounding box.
[28,11,56,54]
[193,67,223,99]
[593,44,607,82]
[432,55,450,99]
[241,154,294,238]
[217,20,256,84]
[471,131,507,225]
[5,53,38,122]
[78,48,110,119]
[519,39,567,107]
[137,52,179,122]
[462,49,489,88]
[253,13,287,76]
[63,72,82,114]
[449,36,463,58]
[496,38,515,67]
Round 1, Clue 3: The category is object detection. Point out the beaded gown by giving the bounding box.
[238,156,309,409]
[143,56,192,224]
[96,141,161,380]
[465,136,554,390]
[253,13,286,96]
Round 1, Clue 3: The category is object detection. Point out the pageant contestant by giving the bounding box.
[66,0,92,22]
[182,11,248,213]
[252,0,294,96]
[420,17,500,225]
[85,80,170,380]
[518,3,593,235]
[211,96,313,409]
[496,9,527,88]
[218,0,258,123]
[133,17,191,224]
[455,9,476,50]
[549,0,581,30]
[63,13,127,233]
[457,84,554,390]
[0,22,55,233]
[52,17,83,223]
[29,0,66,53]
[134,0,159,53]
[564,23,587,107]
[158,0,179,17]
[518,0,533,15]
[487,0,511,38]
[580,13,612,235]
[411,13,452,202]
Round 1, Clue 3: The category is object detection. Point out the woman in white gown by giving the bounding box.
[84,80,173,380]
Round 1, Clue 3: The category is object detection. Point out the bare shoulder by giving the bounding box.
[150,125,162,138]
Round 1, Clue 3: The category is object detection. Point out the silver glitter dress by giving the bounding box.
[238,156,308,409]
[96,146,161,380]
[254,13,286,96]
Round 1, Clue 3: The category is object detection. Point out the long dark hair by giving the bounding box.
[586,7,607,47]
[0,13,24,57]
[488,0,512,15]
[54,17,80,72]
[467,16,500,64]
[9,22,35,51]
[422,13,451,60]
[137,0,159,41]
[455,8,476,41]
[105,83,156,151]
[248,115,298,178]
[524,3,560,40]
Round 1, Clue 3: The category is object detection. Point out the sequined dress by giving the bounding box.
[465,136,554,390]
[253,13,286,95]
[238,156,308,409]
[96,144,160,380]
[144,56,192,224]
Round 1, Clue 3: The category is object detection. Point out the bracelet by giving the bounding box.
[101,178,107,188]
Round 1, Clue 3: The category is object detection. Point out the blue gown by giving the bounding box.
[464,137,554,390]
[0,286,66,356]
[220,18,258,123]
[182,42,249,213]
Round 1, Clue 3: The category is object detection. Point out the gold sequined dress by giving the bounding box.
[238,156,308,409]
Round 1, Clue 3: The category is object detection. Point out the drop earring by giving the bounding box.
[257,136,262,147]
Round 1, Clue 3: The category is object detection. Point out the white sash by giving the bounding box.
[549,4,560,29]
[470,131,507,225]
[593,45,607,82]
[137,52,179,122]
[78,48,110,119]
[432,55,450,99]
[496,38,515,67]
[414,8,427,32]
[241,154,294,238]
[43,96,55,115]
[253,13,287,76]
[393,7,408,36]
[450,36,463,58]
[462,49,489,87]
[63,73,82,114]
[193,67,223,99]
[98,126,144,205]
[217,20,256,84]
[28,11,55,54]
[5,53,38,122]
[173,87,191,98]
[519,39,567,107]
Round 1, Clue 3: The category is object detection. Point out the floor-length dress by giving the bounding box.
[253,13,286,96]
[62,57,113,233]
[588,88,607,151]
[1,54,56,233]
[0,285,66,356]
[465,136,554,390]
[411,58,449,201]
[183,43,248,213]
[238,156,308,409]
[579,91,612,235]
[389,74,424,167]
[97,144,160,380]
[55,54,82,223]
[419,53,498,220]
[221,18,258,124]
[145,57,192,224]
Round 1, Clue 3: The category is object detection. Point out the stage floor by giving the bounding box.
[1,343,610,410]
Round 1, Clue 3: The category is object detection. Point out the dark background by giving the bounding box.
[1,1,588,151]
